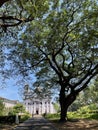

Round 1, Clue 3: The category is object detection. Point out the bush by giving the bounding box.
[77,106,90,114]
[44,113,60,120]
[45,104,98,120]
[0,116,16,123]
[68,104,98,120]
[77,104,98,114]
[20,112,31,122]
[89,113,98,120]
[8,111,15,116]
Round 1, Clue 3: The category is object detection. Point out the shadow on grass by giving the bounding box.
[49,118,98,130]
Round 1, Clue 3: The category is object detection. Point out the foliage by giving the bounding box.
[83,78,98,104]
[45,104,98,120]
[0,115,16,124]
[53,103,60,113]
[20,112,31,122]
[77,104,98,114]
[0,0,50,32]
[0,100,5,116]
[3,107,13,116]
[7,104,30,122]
[45,113,60,120]
[12,103,25,115]
[68,104,98,120]
[69,78,98,111]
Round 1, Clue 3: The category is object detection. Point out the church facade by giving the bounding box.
[24,97,55,115]
[23,85,56,115]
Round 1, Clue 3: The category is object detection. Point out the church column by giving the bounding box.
[42,101,45,114]
[48,102,50,113]
[39,102,42,114]
[49,101,52,113]
[34,102,36,114]
[46,101,48,113]
[41,101,43,114]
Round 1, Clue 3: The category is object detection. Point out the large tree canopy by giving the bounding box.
[0,0,98,121]
[0,0,50,80]
[0,0,49,32]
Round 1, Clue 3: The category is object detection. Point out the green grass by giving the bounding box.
[45,104,98,120]
[45,112,98,120]
[45,113,60,120]
[68,111,98,120]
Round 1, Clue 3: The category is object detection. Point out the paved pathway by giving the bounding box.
[14,115,57,130]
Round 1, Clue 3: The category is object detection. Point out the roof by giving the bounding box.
[0,96,19,104]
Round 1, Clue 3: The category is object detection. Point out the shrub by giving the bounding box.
[44,113,60,119]
[20,112,31,122]
[0,115,16,123]
[89,113,98,120]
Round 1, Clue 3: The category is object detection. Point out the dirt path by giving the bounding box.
[0,118,98,130]
[51,119,98,130]
[14,115,57,130]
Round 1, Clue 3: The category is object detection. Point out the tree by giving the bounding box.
[1,0,98,121]
[0,100,5,116]
[0,0,49,32]
[13,103,25,114]
[0,0,50,81]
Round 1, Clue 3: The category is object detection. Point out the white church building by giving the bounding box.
[23,85,56,115]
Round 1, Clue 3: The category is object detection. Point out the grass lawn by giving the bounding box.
[45,108,98,130]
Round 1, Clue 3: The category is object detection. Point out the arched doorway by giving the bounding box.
[36,108,39,115]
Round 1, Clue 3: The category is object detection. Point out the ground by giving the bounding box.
[0,119,98,130]
[50,119,98,130]
[0,124,17,130]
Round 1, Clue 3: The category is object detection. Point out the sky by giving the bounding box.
[0,78,22,101]
[0,74,36,102]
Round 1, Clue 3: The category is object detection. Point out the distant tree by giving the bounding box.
[0,100,5,116]
[83,77,98,104]
[69,77,98,111]
[13,103,25,114]
[53,102,60,113]
[0,0,98,122]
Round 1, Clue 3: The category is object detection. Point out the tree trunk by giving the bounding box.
[60,102,68,122]
[59,86,67,121]
[59,86,77,122]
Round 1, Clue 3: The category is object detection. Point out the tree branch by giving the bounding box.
[0,15,34,27]
[74,63,98,89]
[60,53,71,75]
[39,48,62,81]
[76,70,98,93]
[0,0,10,7]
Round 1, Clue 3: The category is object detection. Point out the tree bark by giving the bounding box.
[59,86,67,121]
[59,86,77,122]
[60,103,68,121]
